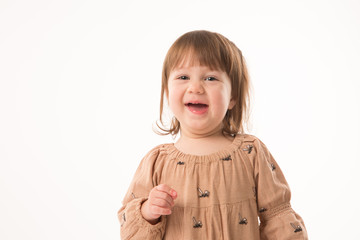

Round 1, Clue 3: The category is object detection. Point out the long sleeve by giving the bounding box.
[250,137,308,240]
[117,145,167,240]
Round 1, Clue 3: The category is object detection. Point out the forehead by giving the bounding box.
[168,45,225,71]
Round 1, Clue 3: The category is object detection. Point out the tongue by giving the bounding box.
[190,104,207,108]
[188,104,208,113]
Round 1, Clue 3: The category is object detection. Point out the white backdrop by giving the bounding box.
[1,0,359,239]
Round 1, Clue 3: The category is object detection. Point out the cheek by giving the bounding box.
[211,90,231,109]
[167,87,182,110]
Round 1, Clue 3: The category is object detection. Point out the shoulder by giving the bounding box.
[145,143,172,155]
[237,133,265,146]
[238,133,258,142]
[236,133,272,156]
[139,143,171,164]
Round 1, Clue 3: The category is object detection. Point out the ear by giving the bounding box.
[228,98,236,110]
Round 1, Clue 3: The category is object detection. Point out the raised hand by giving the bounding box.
[141,184,177,224]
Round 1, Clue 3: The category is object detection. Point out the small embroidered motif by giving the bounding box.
[198,187,210,198]
[120,213,126,227]
[177,161,185,165]
[192,217,202,228]
[270,163,276,171]
[131,192,136,199]
[290,223,303,233]
[239,213,248,225]
[259,207,267,213]
[221,155,232,161]
[242,145,253,154]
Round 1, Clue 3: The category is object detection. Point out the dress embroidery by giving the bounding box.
[198,187,210,198]
[290,223,303,232]
[270,163,276,171]
[221,155,232,161]
[239,213,248,225]
[259,207,267,213]
[120,213,126,227]
[192,217,202,228]
[242,144,253,154]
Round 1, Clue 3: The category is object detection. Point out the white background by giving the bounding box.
[1,0,359,239]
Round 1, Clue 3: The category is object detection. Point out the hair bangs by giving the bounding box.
[164,32,228,76]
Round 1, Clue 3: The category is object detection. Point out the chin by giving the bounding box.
[185,124,221,134]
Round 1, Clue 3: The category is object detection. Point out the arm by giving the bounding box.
[247,137,308,240]
[117,146,167,240]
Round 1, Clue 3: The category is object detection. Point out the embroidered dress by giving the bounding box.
[118,134,308,239]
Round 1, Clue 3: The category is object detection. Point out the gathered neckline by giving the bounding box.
[165,134,246,163]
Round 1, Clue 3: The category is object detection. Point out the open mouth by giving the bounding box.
[185,102,209,114]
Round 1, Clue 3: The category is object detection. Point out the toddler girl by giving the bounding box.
[117,30,308,239]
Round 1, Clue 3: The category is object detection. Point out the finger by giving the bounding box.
[156,184,177,199]
[151,191,174,207]
[151,197,173,209]
[150,205,172,216]
[170,185,178,200]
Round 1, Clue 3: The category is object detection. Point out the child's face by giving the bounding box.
[167,61,235,136]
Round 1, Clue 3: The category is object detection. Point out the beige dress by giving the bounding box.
[118,134,308,239]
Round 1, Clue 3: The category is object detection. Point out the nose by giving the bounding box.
[187,80,204,94]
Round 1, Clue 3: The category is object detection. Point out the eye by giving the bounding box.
[205,76,218,81]
[177,75,189,80]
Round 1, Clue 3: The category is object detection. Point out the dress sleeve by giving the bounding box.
[117,146,167,240]
[251,137,308,240]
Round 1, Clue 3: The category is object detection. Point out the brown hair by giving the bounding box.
[155,30,251,137]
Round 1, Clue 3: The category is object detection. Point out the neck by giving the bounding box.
[179,128,223,140]
[174,128,235,155]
